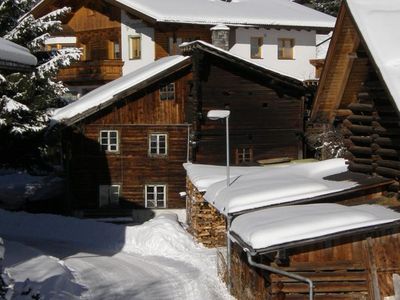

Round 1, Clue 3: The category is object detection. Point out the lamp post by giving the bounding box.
[207,110,230,187]
[207,109,232,292]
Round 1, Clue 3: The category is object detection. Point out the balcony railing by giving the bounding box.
[57,59,123,83]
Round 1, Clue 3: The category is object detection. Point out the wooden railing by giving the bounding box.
[57,59,123,83]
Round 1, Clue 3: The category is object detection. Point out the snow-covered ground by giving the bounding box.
[0,210,231,299]
[0,170,64,210]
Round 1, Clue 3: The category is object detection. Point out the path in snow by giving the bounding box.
[0,210,232,300]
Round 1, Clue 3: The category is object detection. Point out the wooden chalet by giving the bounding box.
[52,38,309,215]
[31,0,334,97]
[309,0,400,188]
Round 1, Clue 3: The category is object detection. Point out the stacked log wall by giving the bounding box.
[186,178,226,247]
[344,64,400,184]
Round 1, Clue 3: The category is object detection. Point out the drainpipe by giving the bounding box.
[226,215,233,292]
[245,250,314,300]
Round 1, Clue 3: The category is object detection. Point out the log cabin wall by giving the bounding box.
[344,61,400,180]
[63,70,192,210]
[192,54,304,165]
[231,227,400,300]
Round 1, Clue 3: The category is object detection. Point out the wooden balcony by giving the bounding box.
[57,59,123,84]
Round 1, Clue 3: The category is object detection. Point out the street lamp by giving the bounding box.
[207,109,232,292]
[207,110,231,187]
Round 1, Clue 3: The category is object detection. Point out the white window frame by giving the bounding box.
[100,130,119,152]
[99,185,120,207]
[149,133,168,156]
[236,147,253,164]
[145,184,167,208]
[128,35,141,60]
[159,83,175,100]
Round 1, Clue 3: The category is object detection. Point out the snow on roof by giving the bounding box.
[32,0,335,29]
[183,162,267,192]
[203,158,358,215]
[231,204,400,251]
[118,0,335,28]
[52,55,190,124]
[346,0,400,113]
[0,38,37,67]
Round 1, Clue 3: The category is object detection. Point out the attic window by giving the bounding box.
[159,83,175,100]
[235,148,253,165]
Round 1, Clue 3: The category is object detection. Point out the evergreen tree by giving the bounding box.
[0,0,80,170]
[309,0,341,16]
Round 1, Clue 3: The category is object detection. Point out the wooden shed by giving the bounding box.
[184,159,394,248]
[229,203,400,300]
[309,0,400,185]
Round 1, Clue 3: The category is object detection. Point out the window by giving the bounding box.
[235,148,253,164]
[149,133,167,156]
[81,44,90,61]
[100,130,119,152]
[159,83,175,100]
[109,40,121,59]
[278,38,294,59]
[250,37,263,59]
[129,36,141,60]
[145,184,166,208]
[99,185,120,207]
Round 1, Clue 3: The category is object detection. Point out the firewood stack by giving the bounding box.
[344,70,400,189]
[186,178,227,247]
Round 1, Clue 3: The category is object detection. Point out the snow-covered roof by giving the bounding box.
[230,204,400,253]
[0,38,37,68]
[346,0,400,113]
[51,55,191,125]
[201,158,361,215]
[33,0,335,29]
[183,162,267,192]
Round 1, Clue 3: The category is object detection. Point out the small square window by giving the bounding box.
[129,36,141,60]
[235,148,253,165]
[149,133,168,156]
[250,37,263,59]
[99,185,120,207]
[278,38,295,60]
[99,130,119,152]
[145,184,166,208]
[160,83,175,100]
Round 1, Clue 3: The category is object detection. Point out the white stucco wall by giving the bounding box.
[230,28,317,80]
[121,11,155,75]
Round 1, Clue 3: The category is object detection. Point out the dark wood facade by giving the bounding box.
[63,66,192,210]
[61,43,307,212]
[231,227,400,299]
[186,45,306,165]
[309,2,400,185]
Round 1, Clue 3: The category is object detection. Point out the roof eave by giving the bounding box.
[231,219,400,257]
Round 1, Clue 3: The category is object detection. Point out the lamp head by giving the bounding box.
[207,110,230,120]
